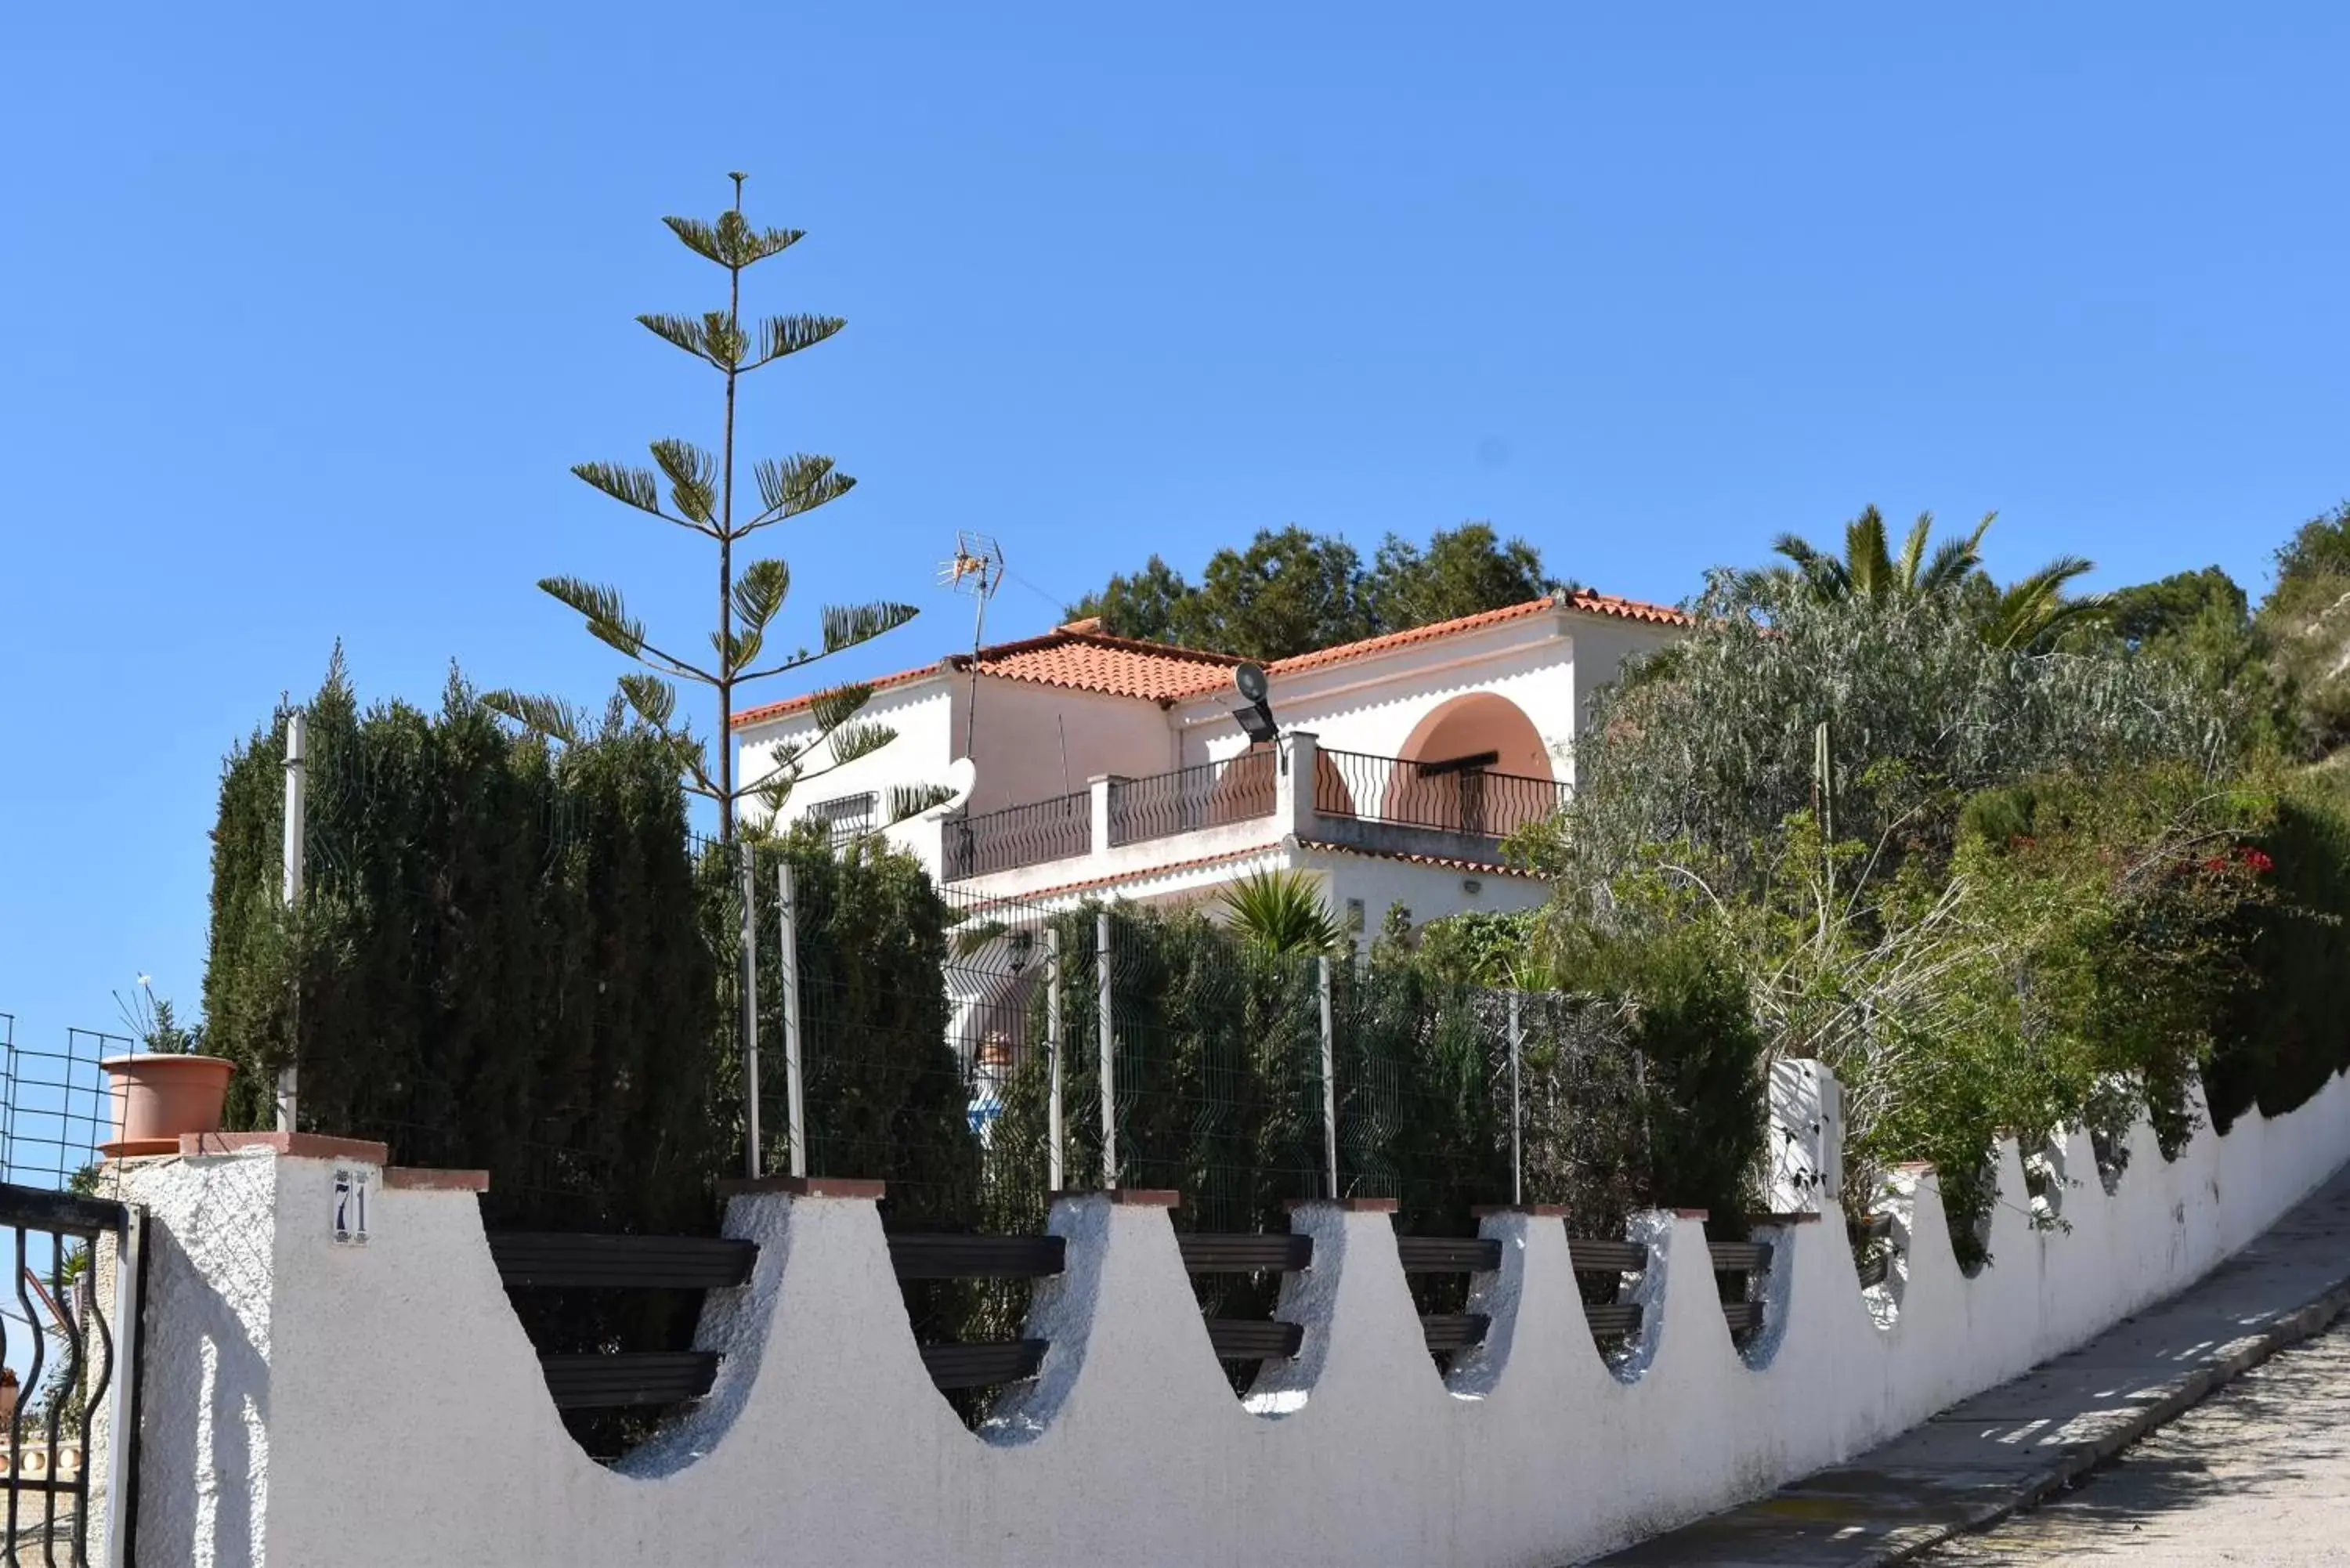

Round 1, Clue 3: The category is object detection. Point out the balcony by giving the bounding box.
[938,734,1567,889]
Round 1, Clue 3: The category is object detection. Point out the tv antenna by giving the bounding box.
[939,531,1005,758]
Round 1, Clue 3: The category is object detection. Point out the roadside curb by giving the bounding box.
[1864,1275,2350,1565]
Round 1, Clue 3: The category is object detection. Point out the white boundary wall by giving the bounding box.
[120,1069,2350,1567]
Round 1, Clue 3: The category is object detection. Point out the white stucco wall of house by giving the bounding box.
[1301,848,1549,937]
[118,1064,2350,1568]
[1555,616,1672,786]
[738,677,958,835]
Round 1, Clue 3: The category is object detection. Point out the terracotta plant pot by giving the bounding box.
[99,1053,237,1157]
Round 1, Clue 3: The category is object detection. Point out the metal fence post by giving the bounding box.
[739,840,762,1180]
[1508,990,1524,1206]
[1046,925,1065,1192]
[1318,955,1338,1200]
[277,710,306,1133]
[1096,912,1115,1189]
[101,1208,146,1568]
[777,857,807,1179]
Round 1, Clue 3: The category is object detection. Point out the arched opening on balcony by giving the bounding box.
[1386,692,1556,836]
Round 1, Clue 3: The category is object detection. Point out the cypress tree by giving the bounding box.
[202,659,721,1231]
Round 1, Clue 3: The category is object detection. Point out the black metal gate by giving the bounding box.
[0,1181,138,1567]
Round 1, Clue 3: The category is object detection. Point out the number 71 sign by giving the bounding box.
[333,1167,376,1245]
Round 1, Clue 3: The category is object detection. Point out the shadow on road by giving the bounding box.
[1922,1321,2350,1564]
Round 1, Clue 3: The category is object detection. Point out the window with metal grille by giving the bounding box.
[805,792,877,844]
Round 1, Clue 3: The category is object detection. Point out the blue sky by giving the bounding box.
[3,4,2345,1060]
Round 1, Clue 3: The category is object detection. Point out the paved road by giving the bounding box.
[1918,1318,2350,1566]
[1593,1169,2350,1566]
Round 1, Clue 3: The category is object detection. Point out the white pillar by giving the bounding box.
[1767,1058,1844,1212]
[1096,912,1116,1187]
[740,841,761,1180]
[277,710,306,1133]
[1045,927,1064,1192]
[777,858,806,1180]
[1275,729,1319,839]
[1087,775,1120,856]
[1318,956,1339,1200]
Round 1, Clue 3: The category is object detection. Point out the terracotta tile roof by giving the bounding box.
[732,588,1683,728]
[732,625,1246,728]
[732,663,949,728]
[1250,591,1687,681]
[955,627,1246,702]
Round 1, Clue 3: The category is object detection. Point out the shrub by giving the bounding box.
[747,826,982,1226]
[1533,569,2237,905]
[205,661,720,1235]
[2204,781,2350,1126]
[1540,921,1766,1228]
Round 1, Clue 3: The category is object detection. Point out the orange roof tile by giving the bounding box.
[732,624,1243,728]
[1254,591,1686,681]
[732,663,949,728]
[732,589,1685,728]
[960,626,1245,702]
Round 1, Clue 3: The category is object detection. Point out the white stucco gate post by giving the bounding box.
[1766,1058,1844,1213]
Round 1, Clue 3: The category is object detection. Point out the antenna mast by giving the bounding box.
[939,530,1005,759]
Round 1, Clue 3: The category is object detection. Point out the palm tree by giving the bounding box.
[1979,555,2106,650]
[1218,869,1344,954]
[1769,506,2107,650]
[1770,506,1992,602]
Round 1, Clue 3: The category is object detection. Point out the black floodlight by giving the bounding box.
[1232,663,1278,743]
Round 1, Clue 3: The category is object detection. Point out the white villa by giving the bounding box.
[736,589,1686,933]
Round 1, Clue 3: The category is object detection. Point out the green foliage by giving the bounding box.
[2074,567,2287,757]
[1531,566,2233,904]
[1764,505,2106,652]
[989,906,1324,1238]
[205,657,973,1447]
[743,827,981,1226]
[114,977,204,1054]
[1072,555,1194,645]
[1553,922,1766,1227]
[1180,527,1376,659]
[1218,869,1345,954]
[982,898,1744,1268]
[2272,500,2350,589]
[1542,766,2266,1259]
[489,174,919,837]
[2259,570,2350,757]
[2103,566,2248,649]
[1069,522,1554,660]
[2251,501,2350,757]
[1365,525,1553,632]
[205,657,721,1237]
[1399,906,1545,989]
[1769,505,1990,602]
[2204,779,2350,1126]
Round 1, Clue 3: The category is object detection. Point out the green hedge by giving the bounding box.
[740,829,981,1227]
[204,665,721,1235]
[2207,786,2350,1127]
[983,902,1758,1243]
